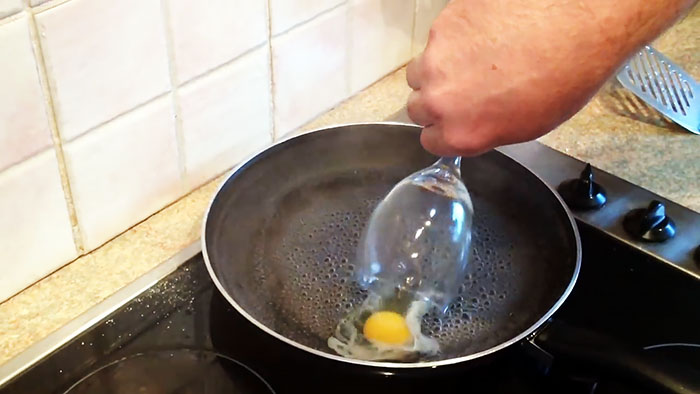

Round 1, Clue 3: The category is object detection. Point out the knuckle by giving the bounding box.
[406,59,421,80]
[406,94,422,115]
[421,90,443,119]
[406,56,420,72]
[406,94,416,107]
[442,125,486,156]
[427,26,439,44]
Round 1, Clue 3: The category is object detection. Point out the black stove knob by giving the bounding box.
[557,163,607,210]
[623,200,676,242]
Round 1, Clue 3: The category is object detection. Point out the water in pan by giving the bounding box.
[248,168,558,360]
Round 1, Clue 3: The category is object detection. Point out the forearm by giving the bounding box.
[442,0,697,87]
[588,0,696,55]
[558,0,696,79]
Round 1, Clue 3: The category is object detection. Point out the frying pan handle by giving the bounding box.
[533,319,700,394]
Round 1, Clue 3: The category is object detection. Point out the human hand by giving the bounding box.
[406,0,695,156]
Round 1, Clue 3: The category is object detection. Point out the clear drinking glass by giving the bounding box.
[356,157,474,313]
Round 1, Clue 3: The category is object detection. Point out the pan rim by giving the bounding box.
[201,122,582,369]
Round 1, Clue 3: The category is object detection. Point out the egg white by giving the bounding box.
[327,293,439,361]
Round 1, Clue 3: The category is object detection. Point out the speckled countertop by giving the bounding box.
[0,6,697,368]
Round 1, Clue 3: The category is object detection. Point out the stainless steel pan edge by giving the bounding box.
[201,122,582,369]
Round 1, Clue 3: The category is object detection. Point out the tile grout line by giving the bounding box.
[345,0,353,98]
[0,9,27,27]
[58,91,172,145]
[24,6,85,254]
[35,31,268,149]
[286,1,352,137]
[158,0,186,192]
[31,0,72,14]
[411,0,419,56]
[177,41,268,90]
[269,1,347,38]
[266,0,277,141]
[1,0,78,26]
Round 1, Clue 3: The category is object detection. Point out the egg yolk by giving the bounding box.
[363,311,412,345]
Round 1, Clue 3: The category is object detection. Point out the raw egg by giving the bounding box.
[327,293,439,361]
[363,311,411,345]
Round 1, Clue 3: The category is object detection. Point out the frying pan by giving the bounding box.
[202,123,699,393]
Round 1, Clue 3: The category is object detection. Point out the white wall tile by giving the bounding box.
[64,97,180,251]
[0,150,77,303]
[349,0,414,93]
[36,0,171,141]
[269,0,344,35]
[413,0,449,55]
[167,0,267,84]
[272,4,349,135]
[0,16,53,172]
[0,0,22,19]
[179,47,272,189]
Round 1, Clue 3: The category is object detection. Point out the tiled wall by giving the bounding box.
[0,0,449,302]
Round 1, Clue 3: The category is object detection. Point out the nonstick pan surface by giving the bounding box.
[202,123,580,368]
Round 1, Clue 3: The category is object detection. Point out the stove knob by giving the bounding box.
[557,164,607,210]
[623,200,676,242]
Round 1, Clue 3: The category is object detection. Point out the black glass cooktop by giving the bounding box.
[2,222,699,394]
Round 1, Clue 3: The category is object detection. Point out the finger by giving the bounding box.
[421,125,493,157]
[406,91,436,127]
[406,54,424,90]
[420,125,460,157]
